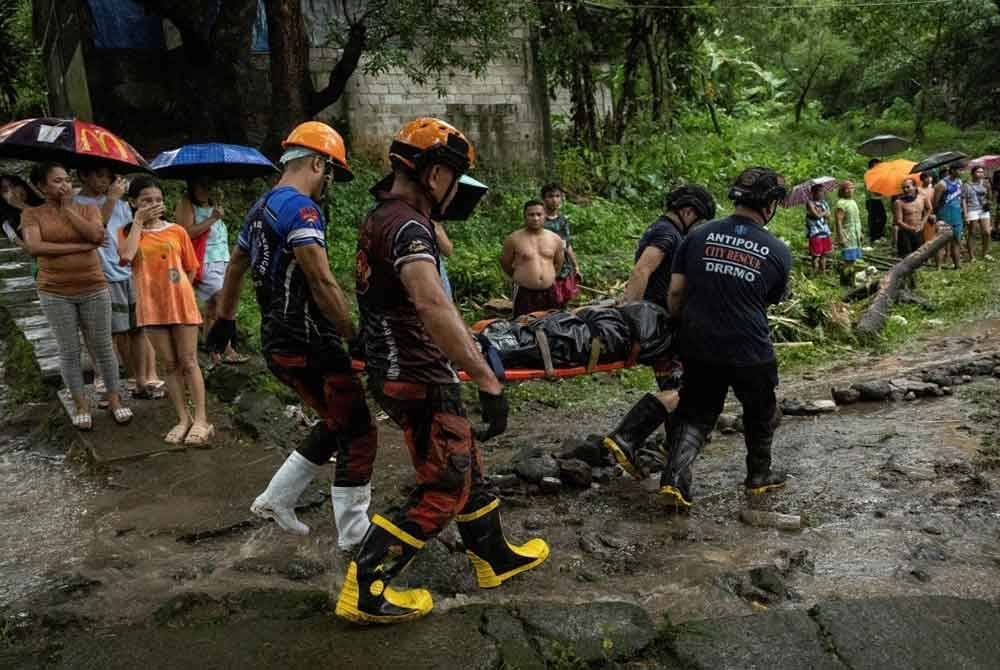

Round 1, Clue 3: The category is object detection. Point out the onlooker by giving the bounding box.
[865,158,888,242]
[75,167,163,399]
[175,177,246,363]
[120,177,212,445]
[435,221,454,299]
[20,162,132,429]
[834,180,864,285]
[893,177,931,287]
[541,183,581,307]
[933,164,963,270]
[501,199,565,317]
[918,172,940,262]
[1,173,43,247]
[805,184,832,273]
[963,165,993,261]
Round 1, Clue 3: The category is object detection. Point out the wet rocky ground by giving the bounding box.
[3,321,1000,667]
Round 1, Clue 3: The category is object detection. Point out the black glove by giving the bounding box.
[206,318,236,354]
[474,389,509,442]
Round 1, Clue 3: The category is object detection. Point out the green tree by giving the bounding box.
[0,0,46,119]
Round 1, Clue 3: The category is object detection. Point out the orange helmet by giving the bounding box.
[389,118,475,175]
[282,121,353,182]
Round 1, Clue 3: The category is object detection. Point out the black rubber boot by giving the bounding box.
[457,498,549,588]
[603,394,669,479]
[658,422,708,509]
[744,436,786,495]
[334,515,433,624]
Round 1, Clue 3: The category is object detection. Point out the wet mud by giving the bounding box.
[2,322,1000,664]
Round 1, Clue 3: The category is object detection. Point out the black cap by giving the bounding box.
[728,167,787,209]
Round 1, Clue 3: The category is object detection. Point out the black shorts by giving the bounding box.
[897,228,923,258]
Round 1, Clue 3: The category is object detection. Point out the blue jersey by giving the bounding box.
[237,186,341,355]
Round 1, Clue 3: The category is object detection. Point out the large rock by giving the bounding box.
[557,434,612,467]
[780,398,838,416]
[518,602,656,664]
[957,358,996,377]
[831,386,861,405]
[889,378,941,397]
[851,380,893,402]
[811,597,1000,670]
[667,610,845,669]
[481,608,545,670]
[515,454,560,484]
[558,458,593,488]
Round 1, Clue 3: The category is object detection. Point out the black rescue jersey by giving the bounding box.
[237,186,343,356]
[634,216,684,309]
[356,193,458,384]
[671,215,791,366]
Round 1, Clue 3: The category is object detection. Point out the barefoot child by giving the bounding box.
[119,177,213,445]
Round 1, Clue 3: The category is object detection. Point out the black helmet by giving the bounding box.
[728,167,787,210]
[665,184,716,221]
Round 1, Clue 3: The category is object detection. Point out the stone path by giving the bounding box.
[0,237,63,380]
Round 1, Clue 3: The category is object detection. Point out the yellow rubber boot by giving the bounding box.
[457,499,549,589]
[334,515,433,625]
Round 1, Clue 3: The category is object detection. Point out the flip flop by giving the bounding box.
[110,406,133,425]
[72,412,93,431]
[184,423,215,446]
[131,385,166,400]
[164,423,191,444]
[221,351,250,365]
[97,395,111,410]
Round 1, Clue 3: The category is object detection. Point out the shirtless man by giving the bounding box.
[501,199,565,317]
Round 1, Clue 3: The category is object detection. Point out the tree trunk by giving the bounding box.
[642,33,663,122]
[855,229,954,336]
[263,0,310,154]
[134,0,257,142]
[612,12,644,143]
[310,21,367,116]
[528,22,554,176]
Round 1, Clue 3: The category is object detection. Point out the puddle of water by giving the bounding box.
[0,435,96,606]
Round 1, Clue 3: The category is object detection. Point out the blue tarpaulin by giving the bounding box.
[86,0,165,50]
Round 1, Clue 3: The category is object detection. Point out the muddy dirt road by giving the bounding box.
[2,320,1000,667]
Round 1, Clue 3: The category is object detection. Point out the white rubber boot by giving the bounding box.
[331,483,372,551]
[250,451,319,535]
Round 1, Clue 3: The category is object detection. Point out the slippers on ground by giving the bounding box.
[72,412,93,431]
[94,378,107,394]
[221,351,250,364]
[110,406,133,425]
[124,378,138,392]
[165,423,191,444]
[184,423,215,446]
[97,396,111,410]
[131,385,166,400]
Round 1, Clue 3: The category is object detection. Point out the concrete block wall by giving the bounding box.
[310,42,545,168]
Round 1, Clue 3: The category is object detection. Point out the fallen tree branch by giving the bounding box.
[855,228,954,337]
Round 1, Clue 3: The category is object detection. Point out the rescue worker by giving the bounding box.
[335,118,548,625]
[603,185,716,478]
[206,122,377,551]
[659,167,792,508]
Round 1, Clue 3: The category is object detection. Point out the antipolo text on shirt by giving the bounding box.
[702,232,769,283]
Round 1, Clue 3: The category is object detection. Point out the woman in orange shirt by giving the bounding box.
[119,177,212,445]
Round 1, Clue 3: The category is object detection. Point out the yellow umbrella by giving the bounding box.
[864,159,918,197]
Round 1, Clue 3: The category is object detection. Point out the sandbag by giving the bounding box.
[575,306,630,362]
[616,301,673,363]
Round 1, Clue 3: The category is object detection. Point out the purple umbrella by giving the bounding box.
[783,176,838,208]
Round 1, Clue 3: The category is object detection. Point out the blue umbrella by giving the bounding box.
[150,142,277,180]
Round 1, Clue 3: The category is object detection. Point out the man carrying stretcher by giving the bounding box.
[602,184,716,477]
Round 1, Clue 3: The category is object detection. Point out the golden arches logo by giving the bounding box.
[77,125,130,161]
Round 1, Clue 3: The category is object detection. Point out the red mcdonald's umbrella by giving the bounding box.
[0,117,151,174]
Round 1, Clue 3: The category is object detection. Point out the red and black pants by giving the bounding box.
[369,373,493,539]
[267,350,378,488]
